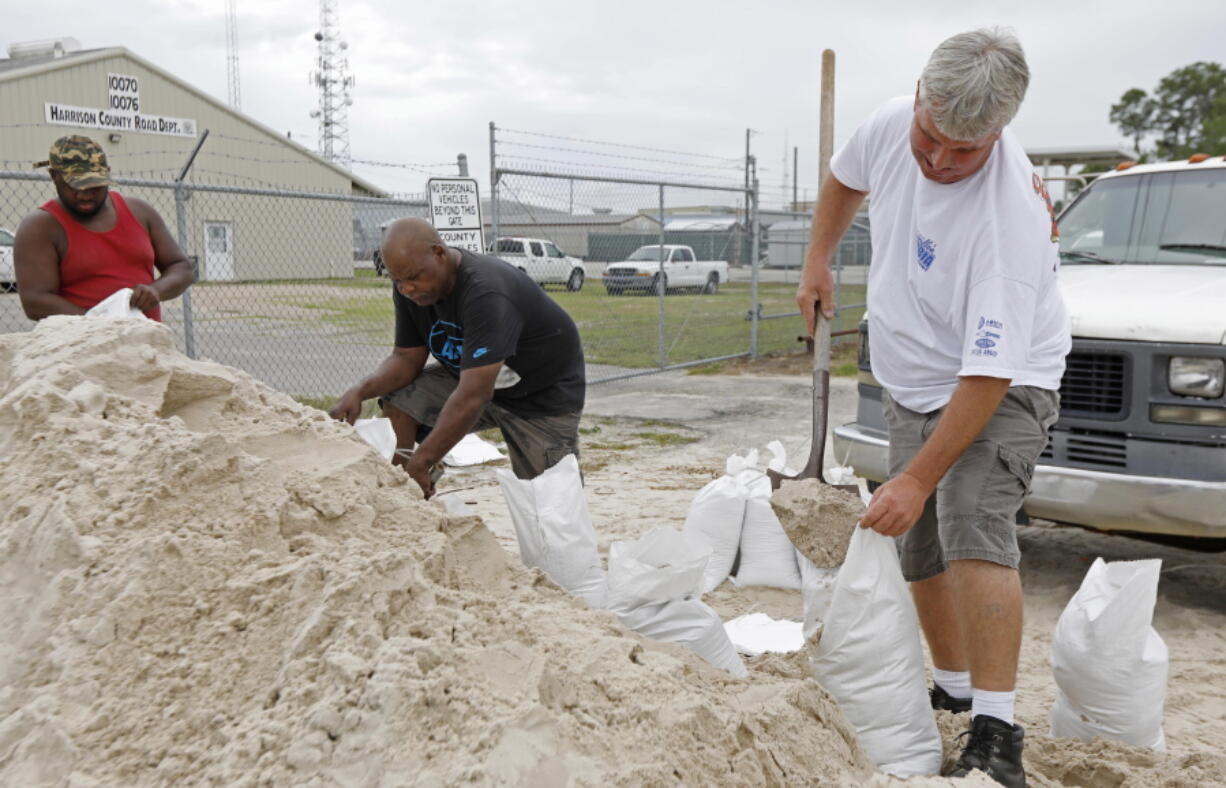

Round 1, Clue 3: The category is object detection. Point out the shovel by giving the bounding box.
[766,302,858,495]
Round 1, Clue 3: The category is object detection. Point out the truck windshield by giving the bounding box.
[1059,168,1226,265]
[627,246,666,261]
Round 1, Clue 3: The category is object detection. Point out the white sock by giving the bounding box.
[972,688,1015,725]
[933,668,972,700]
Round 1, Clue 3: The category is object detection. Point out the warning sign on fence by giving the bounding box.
[427,178,485,253]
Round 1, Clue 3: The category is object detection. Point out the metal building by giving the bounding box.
[0,40,386,281]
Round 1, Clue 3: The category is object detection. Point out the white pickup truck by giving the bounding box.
[833,155,1226,544]
[489,237,586,291]
[602,245,728,296]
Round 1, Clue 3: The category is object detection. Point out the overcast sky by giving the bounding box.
[7,0,1225,207]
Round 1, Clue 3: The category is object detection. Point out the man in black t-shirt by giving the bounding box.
[330,218,585,497]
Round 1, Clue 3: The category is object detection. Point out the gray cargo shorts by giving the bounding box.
[381,365,581,480]
[885,386,1059,582]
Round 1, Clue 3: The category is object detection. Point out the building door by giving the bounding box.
[203,222,235,281]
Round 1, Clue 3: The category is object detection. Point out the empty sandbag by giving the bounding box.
[618,597,748,678]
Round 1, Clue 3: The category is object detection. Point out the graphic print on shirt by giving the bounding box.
[972,316,1003,357]
[428,320,463,370]
[916,233,936,271]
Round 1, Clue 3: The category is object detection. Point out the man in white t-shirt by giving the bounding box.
[797,29,1069,787]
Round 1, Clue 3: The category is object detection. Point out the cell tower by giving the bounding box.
[309,0,355,167]
[224,0,240,109]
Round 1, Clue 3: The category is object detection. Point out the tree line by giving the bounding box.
[1110,62,1226,159]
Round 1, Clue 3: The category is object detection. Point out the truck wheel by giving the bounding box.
[567,269,584,292]
[702,272,719,294]
[651,273,668,297]
[373,250,386,277]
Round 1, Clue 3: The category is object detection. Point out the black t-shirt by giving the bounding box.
[394,248,585,416]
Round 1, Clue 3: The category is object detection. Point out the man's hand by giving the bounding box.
[129,284,161,313]
[329,388,365,424]
[404,452,437,499]
[796,261,836,338]
[859,471,933,536]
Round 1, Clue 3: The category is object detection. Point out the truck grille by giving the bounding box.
[1040,429,1129,469]
[1059,352,1128,417]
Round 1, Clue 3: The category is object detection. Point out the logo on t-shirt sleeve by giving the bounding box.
[972,316,1003,357]
[916,233,936,271]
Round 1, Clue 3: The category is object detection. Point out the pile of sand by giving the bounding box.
[0,317,879,786]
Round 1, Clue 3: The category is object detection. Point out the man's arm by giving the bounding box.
[795,175,867,332]
[127,197,192,313]
[329,346,429,423]
[404,362,502,497]
[13,211,86,320]
[860,375,1012,536]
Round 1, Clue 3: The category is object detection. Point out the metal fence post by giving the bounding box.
[657,183,666,369]
[750,178,760,359]
[489,122,499,247]
[174,129,209,359]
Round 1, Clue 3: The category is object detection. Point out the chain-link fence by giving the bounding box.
[489,125,868,381]
[1,126,872,400]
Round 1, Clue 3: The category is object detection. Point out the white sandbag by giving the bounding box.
[810,527,942,777]
[354,418,396,461]
[723,612,804,657]
[606,528,710,613]
[85,288,145,319]
[618,597,748,677]
[681,467,748,593]
[496,454,607,608]
[733,473,802,590]
[444,433,506,466]
[1050,558,1168,750]
[796,549,839,642]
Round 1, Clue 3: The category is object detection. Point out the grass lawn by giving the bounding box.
[272,279,866,370]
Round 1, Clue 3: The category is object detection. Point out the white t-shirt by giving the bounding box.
[831,96,1071,413]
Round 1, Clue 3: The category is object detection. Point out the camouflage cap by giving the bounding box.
[34,135,112,189]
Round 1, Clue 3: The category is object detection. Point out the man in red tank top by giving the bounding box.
[13,135,193,322]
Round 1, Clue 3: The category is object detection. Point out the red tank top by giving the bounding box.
[41,192,161,321]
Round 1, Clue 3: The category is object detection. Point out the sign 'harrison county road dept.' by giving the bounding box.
[45,72,197,139]
[426,178,485,253]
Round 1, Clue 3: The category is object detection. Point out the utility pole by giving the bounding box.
[457,153,468,176]
[792,146,799,211]
[309,0,355,167]
[224,0,241,110]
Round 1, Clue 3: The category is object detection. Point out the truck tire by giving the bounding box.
[567,269,584,292]
[373,250,386,277]
[702,272,719,294]
[651,273,668,297]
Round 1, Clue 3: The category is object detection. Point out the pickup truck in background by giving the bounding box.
[488,237,586,291]
[602,245,728,296]
[833,155,1226,546]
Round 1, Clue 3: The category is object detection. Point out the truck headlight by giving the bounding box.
[1168,357,1225,398]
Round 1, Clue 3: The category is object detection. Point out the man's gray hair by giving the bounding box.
[919,28,1029,141]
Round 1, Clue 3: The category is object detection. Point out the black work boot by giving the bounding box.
[931,684,973,713]
[949,714,1026,787]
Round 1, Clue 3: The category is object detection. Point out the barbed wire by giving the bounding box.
[499,156,745,187]
[497,127,743,163]
[498,139,743,171]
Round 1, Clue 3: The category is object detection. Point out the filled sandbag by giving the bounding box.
[796,549,839,642]
[681,458,749,593]
[496,454,607,608]
[606,528,710,612]
[1050,558,1168,750]
[733,472,802,590]
[618,597,748,677]
[809,527,942,777]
